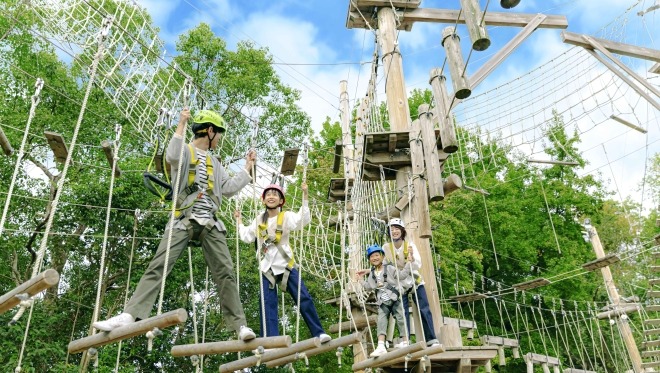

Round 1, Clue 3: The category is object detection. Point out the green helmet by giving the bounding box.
[191,110,226,135]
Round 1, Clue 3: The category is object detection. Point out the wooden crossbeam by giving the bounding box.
[641,350,660,358]
[219,337,321,373]
[101,140,121,178]
[265,333,361,368]
[561,31,660,62]
[44,131,69,163]
[513,277,550,291]
[280,148,299,176]
[0,269,59,315]
[524,352,560,366]
[68,309,187,354]
[647,304,660,312]
[371,343,445,368]
[352,341,426,371]
[596,303,640,319]
[443,317,477,330]
[171,336,291,356]
[651,62,660,74]
[480,335,519,348]
[0,126,13,156]
[329,314,377,333]
[582,253,620,271]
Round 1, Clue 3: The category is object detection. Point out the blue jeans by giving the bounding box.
[260,267,325,338]
[403,284,437,342]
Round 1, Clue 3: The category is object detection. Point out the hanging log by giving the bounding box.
[0,269,59,315]
[352,341,426,371]
[219,337,321,373]
[443,174,462,195]
[265,333,361,368]
[500,0,520,9]
[280,148,300,176]
[441,27,471,99]
[329,314,378,333]
[101,140,122,178]
[460,0,490,50]
[371,343,445,368]
[429,70,458,153]
[171,335,291,356]
[418,104,444,201]
[44,131,69,163]
[68,309,187,354]
[0,126,13,156]
[410,119,432,238]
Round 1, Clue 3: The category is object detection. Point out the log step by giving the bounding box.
[642,361,660,369]
[642,349,660,358]
[647,319,660,326]
[648,305,660,312]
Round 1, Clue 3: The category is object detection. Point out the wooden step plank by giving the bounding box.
[647,305,660,312]
[642,361,660,368]
[642,339,660,347]
[647,319,660,326]
[651,266,660,273]
[650,278,660,286]
[649,291,660,298]
[641,349,660,358]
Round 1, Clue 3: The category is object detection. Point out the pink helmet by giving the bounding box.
[262,184,285,207]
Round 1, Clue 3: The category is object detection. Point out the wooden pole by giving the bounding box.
[441,27,471,99]
[340,80,355,179]
[443,174,463,195]
[0,126,13,156]
[101,140,121,178]
[171,335,291,356]
[219,337,321,373]
[460,0,490,51]
[586,224,643,372]
[265,333,361,368]
[410,119,432,238]
[68,309,187,354]
[418,104,444,201]
[352,341,426,371]
[0,269,59,315]
[329,314,377,334]
[429,69,458,153]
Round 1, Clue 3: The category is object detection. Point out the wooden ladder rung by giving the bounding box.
[265,333,362,368]
[352,341,426,371]
[642,361,660,369]
[648,305,660,312]
[642,349,660,358]
[642,339,660,347]
[68,309,187,354]
[649,291,660,298]
[171,336,291,356]
[219,337,322,373]
[0,269,59,315]
[647,319,660,326]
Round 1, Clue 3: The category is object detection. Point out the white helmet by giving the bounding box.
[388,218,405,228]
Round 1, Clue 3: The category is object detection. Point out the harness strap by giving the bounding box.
[389,241,423,285]
[258,212,295,268]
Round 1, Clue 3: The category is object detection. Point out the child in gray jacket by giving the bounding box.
[355,244,413,357]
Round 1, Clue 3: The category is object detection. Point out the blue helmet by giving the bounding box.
[366,244,384,258]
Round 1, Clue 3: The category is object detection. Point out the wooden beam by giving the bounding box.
[595,303,640,319]
[651,62,660,74]
[219,337,321,373]
[442,27,471,99]
[265,333,361,368]
[610,115,647,134]
[0,269,59,315]
[561,31,660,62]
[171,336,291,356]
[513,277,550,291]
[429,71,459,153]
[101,140,121,178]
[563,369,596,373]
[418,104,444,201]
[410,119,432,238]
[443,317,477,330]
[280,148,299,176]
[524,352,560,366]
[460,0,490,51]
[0,126,13,156]
[44,131,69,163]
[371,343,445,368]
[480,335,519,348]
[582,253,620,271]
[333,139,342,173]
[68,309,187,354]
[352,341,426,371]
[329,314,377,333]
[450,292,487,303]
[426,345,499,360]
[443,174,462,196]
[351,0,421,8]
[365,151,412,167]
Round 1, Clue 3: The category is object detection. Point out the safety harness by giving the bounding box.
[388,240,423,285]
[258,211,297,290]
[370,263,400,299]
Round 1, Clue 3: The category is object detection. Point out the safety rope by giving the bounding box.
[0,78,43,236]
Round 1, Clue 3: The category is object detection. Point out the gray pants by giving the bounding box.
[125,220,247,331]
[377,299,406,337]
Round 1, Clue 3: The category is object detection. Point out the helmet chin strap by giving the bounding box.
[207,131,217,150]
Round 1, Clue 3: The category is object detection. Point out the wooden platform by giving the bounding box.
[361,130,448,181]
[346,0,421,31]
[328,178,354,202]
[383,346,498,372]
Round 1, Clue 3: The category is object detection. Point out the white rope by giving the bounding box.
[537,171,562,254]
[187,246,199,344]
[0,78,43,236]
[15,18,111,372]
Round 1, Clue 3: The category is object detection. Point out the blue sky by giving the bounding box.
[136,0,658,209]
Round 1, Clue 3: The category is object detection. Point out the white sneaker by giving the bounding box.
[370,344,387,357]
[394,341,409,348]
[93,313,135,332]
[252,347,273,355]
[238,325,256,341]
[427,339,440,347]
[319,333,331,343]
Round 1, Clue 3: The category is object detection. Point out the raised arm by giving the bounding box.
[284,182,311,231]
[234,210,257,243]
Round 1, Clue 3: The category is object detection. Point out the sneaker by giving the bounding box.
[252,347,273,355]
[394,341,409,348]
[93,313,135,332]
[370,344,387,357]
[427,339,440,347]
[318,333,331,343]
[238,325,256,341]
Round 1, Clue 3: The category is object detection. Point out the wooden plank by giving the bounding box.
[426,346,499,360]
[480,335,519,348]
[171,336,291,356]
[348,9,568,30]
[563,369,596,373]
[265,333,362,368]
[596,303,640,319]
[418,104,444,201]
[280,148,299,176]
[641,349,660,358]
[524,352,560,366]
[68,309,187,354]
[0,269,59,315]
[561,31,660,62]
[450,292,486,303]
[582,253,620,271]
[371,343,445,368]
[219,337,321,373]
[513,277,550,291]
[643,329,660,337]
[443,317,477,330]
[333,139,342,173]
[388,133,397,152]
[651,62,660,74]
[352,341,426,371]
[647,304,660,312]
[101,140,121,178]
[365,151,412,167]
[0,126,13,156]
[350,0,421,9]
[610,114,648,134]
[442,27,471,99]
[44,131,69,163]
[410,119,431,238]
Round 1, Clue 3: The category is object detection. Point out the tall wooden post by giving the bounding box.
[377,6,443,339]
[340,80,355,180]
[586,223,643,372]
